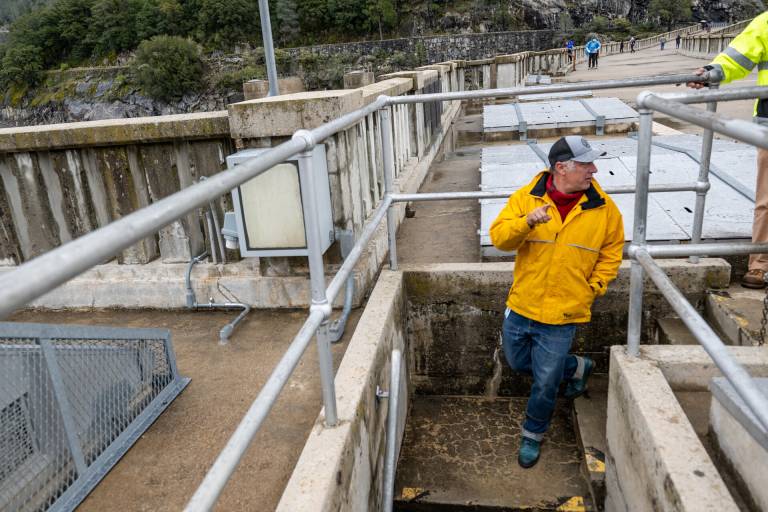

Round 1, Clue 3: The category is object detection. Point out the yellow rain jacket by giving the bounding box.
[490,171,624,325]
[710,12,768,119]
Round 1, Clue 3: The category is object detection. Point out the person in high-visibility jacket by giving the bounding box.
[688,13,768,288]
[490,136,624,468]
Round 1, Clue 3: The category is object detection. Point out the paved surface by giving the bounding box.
[9,308,361,512]
[394,396,589,510]
[569,47,757,136]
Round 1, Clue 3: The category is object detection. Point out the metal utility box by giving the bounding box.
[226,146,334,257]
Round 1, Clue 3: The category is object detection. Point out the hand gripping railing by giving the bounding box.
[0,72,722,511]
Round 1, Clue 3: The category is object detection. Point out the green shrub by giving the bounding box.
[130,35,203,101]
[0,43,43,87]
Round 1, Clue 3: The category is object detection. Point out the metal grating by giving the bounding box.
[0,323,189,512]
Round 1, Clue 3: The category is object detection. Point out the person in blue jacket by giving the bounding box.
[586,38,601,69]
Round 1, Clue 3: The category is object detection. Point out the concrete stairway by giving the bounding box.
[654,285,768,347]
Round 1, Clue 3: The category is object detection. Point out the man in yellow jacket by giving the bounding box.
[490,135,624,468]
[688,12,768,288]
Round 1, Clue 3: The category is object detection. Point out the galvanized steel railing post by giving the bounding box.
[689,83,719,264]
[383,348,402,512]
[634,248,768,433]
[380,108,399,270]
[627,109,654,357]
[258,0,279,96]
[296,139,338,426]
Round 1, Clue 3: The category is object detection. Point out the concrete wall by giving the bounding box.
[277,270,408,511]
[283,30,559,63]
[0,113,232,266]
[404,259,729,396]
[709,389,768,512]
[606,345,768,512]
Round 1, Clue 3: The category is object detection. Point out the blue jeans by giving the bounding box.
[502,308,584,441]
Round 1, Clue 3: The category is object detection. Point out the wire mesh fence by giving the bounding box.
[0,323,189,512]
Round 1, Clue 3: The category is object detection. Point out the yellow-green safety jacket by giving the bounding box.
[711,12,768,120]
[490,171,624,325]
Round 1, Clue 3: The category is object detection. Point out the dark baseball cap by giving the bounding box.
[548,136,607,168]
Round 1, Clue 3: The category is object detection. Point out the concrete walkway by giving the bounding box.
[9,308,361,512]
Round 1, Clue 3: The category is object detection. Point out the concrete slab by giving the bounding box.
[227,89,365,139]
[710,377,768,511]
[394,396,589,510]
[483,98,638,133]
[478,136,757,253]
[606,347,739,512]
[655,317,698,345]
[706,286,767,346]
[573,392,608,510]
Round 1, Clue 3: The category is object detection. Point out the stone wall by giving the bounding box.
[284,30,559,63]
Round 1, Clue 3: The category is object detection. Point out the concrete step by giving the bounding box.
[573,390,608,511]
[655,317,698,345]
[705,286,768,346]
[394,395,593,511]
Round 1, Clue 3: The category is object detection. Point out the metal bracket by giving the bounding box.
[513,102,527,140]
[526,139,550,167]
[334,228,355,259]
[579,99,605,136]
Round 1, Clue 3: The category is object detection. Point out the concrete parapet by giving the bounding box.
[242,77,305,100]
[343,71,375,89]
[377,69,438,90]
[358,78,413,102]
[227,89,365,139]
[606,346,739,512]
[400,259,729,396]
[277,270,407,511]
[0,112,230,152]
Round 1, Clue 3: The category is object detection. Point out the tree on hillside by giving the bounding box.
[275,0,300,45]
[197,0,259,47]
[88,0,142,56]
[53,0,94,61]
[136,0,186,41]
[364,0,396,40]
[131,35,203,100]
[327,0,368,37]
[0,43,43,87]
[648,0,691,31]
[296,0,331,40]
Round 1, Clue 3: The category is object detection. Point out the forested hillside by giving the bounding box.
[0,0,52,24]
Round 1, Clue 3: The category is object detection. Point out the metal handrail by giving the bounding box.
[633,248,768,433]
[0,72,742,510]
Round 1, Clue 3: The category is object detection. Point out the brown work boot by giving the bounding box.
[741,269,767,289]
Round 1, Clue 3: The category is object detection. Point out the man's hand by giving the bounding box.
[526,204,552,228]
[686,67,707,89]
